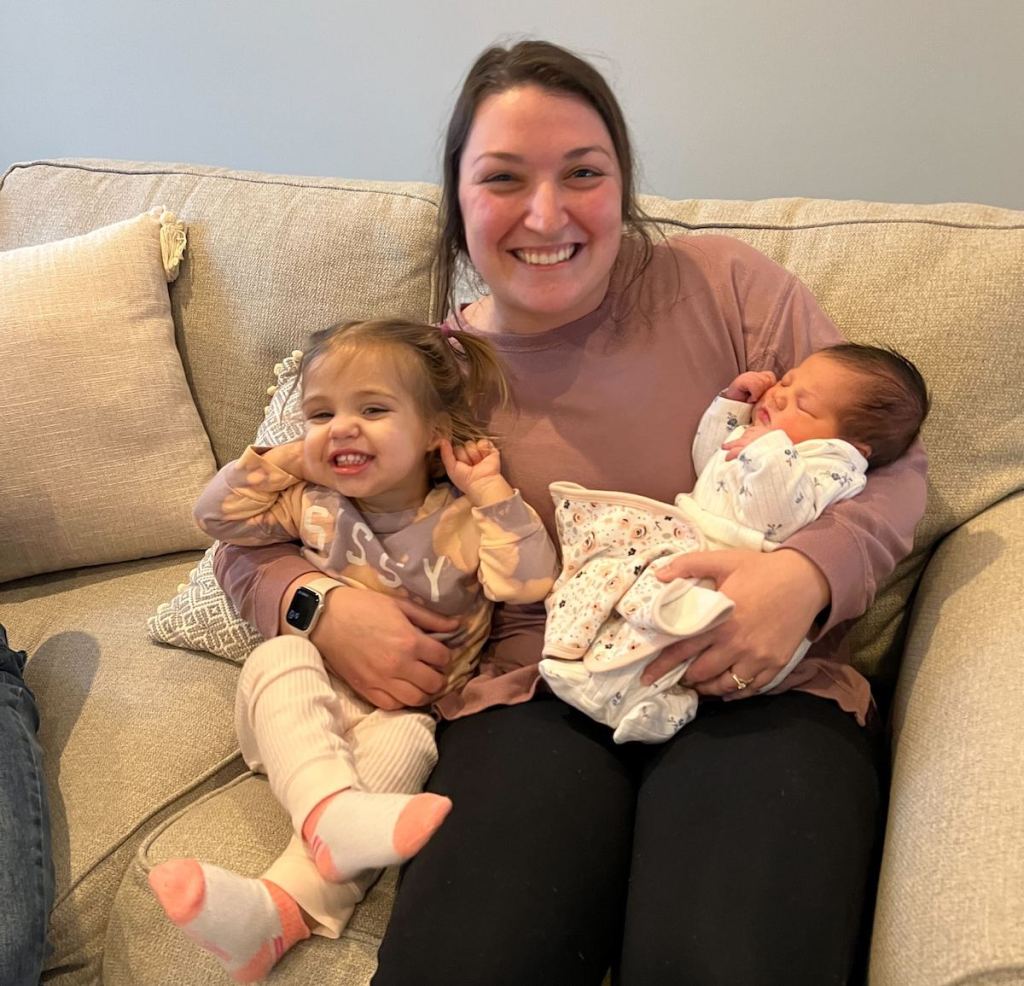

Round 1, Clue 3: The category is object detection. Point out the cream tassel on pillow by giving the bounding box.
[263,351,305,418]
[150,207,188,282]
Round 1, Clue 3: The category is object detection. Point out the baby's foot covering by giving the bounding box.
[301,790,452,882]
[612,687,699,744]
[148,859,309,983]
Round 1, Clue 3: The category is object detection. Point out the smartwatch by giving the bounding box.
[284,576,343,638]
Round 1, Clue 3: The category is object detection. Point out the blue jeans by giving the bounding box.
[0,625,54,985]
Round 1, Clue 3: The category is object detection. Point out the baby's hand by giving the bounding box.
[439,439,513,507]
[722,422,773,461]
[722,370,776,403]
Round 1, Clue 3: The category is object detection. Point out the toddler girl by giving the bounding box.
[149,318,558,981]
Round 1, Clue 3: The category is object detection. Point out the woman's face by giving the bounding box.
[457,85,624,334]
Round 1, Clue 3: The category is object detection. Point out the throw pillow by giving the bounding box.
[0,209,216,583]
[148,351,305,661]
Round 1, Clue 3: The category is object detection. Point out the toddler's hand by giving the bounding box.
[440,438,513,507]
[261,438,309,477]
[722,422,773,461]
[722,370,776,403]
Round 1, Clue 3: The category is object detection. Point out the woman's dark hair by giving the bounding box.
[821,343,931,468]
[434,39,654,322]
[299,319,509,449]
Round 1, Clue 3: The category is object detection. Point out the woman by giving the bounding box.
[216,40,926,985]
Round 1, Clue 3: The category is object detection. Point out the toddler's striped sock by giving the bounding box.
[301,789,452,882]
[148,859,309,983]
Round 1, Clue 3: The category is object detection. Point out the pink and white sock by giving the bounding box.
[148,859,309,983]
[301,789,452,882]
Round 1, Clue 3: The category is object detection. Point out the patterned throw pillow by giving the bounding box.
[147,352,305,662]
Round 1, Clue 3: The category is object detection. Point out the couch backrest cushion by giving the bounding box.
[640,194,1024,677]
[0,160,441,466]
[4,162,1021,678]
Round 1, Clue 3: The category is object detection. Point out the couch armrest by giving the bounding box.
[870,492,1024,986]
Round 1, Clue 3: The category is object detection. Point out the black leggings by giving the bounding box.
[372,692,882,986]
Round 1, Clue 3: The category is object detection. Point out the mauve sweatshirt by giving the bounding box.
[215,234,927,725]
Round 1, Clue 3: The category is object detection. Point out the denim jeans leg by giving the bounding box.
[0,625,54,986]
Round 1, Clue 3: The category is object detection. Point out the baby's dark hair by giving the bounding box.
[299,318,509,448]
[820,343,930,468]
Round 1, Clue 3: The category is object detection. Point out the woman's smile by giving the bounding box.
[511,244,579,266]
[458,85,623,334]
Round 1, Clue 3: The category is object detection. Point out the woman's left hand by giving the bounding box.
[640,548,830,698]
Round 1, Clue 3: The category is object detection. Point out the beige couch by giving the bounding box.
[1,158,1022,986]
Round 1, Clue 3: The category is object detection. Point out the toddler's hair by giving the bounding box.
[299,318,509,446]
[821,343,930,468]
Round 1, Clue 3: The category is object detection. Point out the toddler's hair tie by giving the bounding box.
[440,324,455,339]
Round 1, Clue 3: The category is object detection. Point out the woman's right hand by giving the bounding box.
[291,582,457,709]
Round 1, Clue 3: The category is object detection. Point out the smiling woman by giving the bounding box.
[456,86,624,334]
[214,39,929,986]
[435,40,655,335]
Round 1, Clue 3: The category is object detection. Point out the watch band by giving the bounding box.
[284,576,344,638]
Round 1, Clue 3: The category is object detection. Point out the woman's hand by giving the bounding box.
[641,549,830,698]
[282,580,458,710]
[440,438,514,508]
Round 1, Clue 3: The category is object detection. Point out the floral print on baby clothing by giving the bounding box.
[543,483,729,671]
[540,483,727,744]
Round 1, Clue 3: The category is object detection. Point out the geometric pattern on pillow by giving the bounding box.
[148,351,305,661]
[145,544,264,662]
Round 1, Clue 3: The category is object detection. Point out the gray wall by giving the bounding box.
[2,0,1022,208]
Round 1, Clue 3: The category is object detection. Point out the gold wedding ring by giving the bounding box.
[730,672,755,690]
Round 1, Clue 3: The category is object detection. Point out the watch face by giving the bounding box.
[286,586,321,631]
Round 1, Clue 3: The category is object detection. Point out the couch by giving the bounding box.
[1,158,1022,986]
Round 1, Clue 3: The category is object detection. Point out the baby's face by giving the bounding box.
[752,352,861,446]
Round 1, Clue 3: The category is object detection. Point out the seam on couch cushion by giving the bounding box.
[56,749,243,907]
[649,214,1024,233]
[10,162,1022,232]
[1,160,440,209]
[45,754,246,985]
[136,770,257,868]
